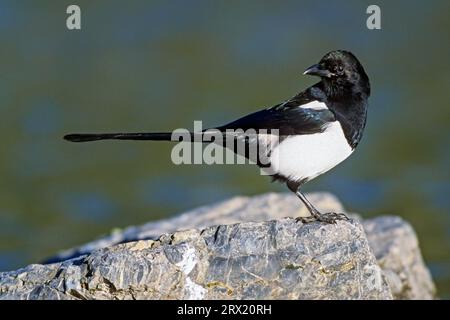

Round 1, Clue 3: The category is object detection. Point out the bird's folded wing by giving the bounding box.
[214,101,335,136]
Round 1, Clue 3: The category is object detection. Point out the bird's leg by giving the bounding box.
[286,181,349,224]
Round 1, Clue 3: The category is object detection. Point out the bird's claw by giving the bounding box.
[295,212,350,224]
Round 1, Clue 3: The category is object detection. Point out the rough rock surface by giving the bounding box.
[46,192,346,263]
[0,192,436,300]
[1,219,392,300]
[363,216,435,299]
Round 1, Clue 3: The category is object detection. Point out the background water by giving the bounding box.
[0,0,449,297]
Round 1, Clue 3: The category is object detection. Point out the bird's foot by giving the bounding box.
[295,212,350,224]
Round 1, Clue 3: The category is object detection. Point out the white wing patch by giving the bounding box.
[270,99,328,111]
[299,100,328,110]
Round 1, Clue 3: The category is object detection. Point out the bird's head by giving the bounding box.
[303,50,370,98]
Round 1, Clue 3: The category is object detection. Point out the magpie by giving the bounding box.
[64,50,370,224]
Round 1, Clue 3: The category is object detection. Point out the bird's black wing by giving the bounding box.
[208,91,336,167]
[214,92,335,136]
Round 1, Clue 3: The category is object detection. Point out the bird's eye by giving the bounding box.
[336,65,344,73]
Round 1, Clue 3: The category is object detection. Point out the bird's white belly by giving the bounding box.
[268,121,353,182]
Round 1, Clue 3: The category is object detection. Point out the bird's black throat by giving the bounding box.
[330,96,368,149]
[317,75,370,149]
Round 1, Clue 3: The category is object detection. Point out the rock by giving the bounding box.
[0,192,436,300]
[363,216,436,299]
[46,192,345,263]
[1,218,392,300]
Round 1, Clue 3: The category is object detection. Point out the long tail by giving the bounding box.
[64,132,174,142]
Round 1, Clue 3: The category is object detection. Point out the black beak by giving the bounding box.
[303,64,334,78]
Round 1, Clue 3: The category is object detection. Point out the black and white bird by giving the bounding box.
[64,50,370,224]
